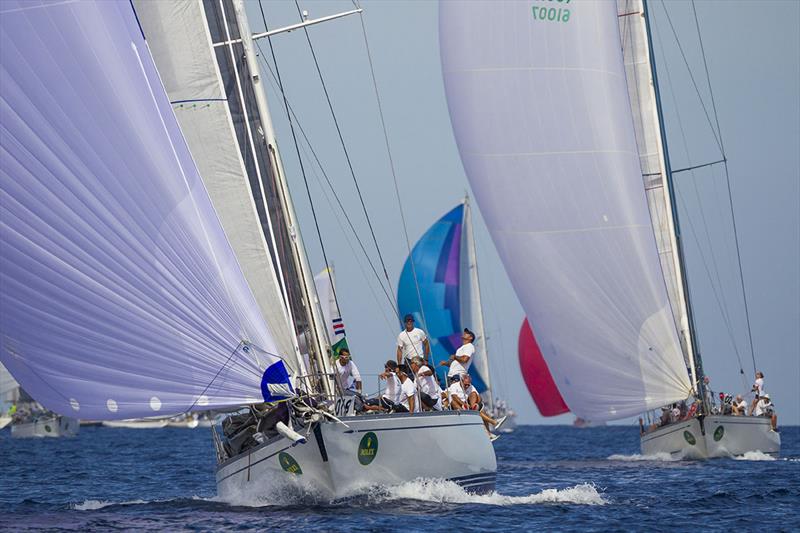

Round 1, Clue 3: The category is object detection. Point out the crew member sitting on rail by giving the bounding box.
[753,392,778,431]
[447,373,504,440]
[440,328,475,385]
[363,360,402,412]
[410,356,442,411]
[394,364,417,413]
[334,348,362,394]
[732,394,747,415]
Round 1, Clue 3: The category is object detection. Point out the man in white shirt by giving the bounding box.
[395,365,417,414]
[732,394,747,415]
[410,356,442,411]
[334,348,361,393]
[749,371,765,415]
[446,373,504,439]
[396,314,430,368]
[363,360,401,412]
[440,328,475,384]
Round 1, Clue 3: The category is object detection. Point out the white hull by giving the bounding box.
[216,410,496,500]
[168,418,200,429]
[102,419,169,429]
[0,415,11,430]
[11,416,79,438]
[641,415,780,459]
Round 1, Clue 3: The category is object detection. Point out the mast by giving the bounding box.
[232,0,335,399]
[642,0,707,407]
[463,195,493,410]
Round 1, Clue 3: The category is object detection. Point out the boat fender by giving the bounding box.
[276,421,306,445]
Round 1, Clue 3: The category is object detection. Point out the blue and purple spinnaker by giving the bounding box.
[398,204,487,391]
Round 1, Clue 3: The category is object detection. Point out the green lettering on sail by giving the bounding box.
[531,0,571,23]
[358,432,379,466]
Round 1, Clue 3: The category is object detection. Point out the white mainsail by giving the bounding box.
[0,362,19,404]
[460,199,493,403]
[618,0,696,386]
[440,1,692,421]
[132,0,300,373]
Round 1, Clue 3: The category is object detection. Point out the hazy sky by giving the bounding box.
[247,0,799,425]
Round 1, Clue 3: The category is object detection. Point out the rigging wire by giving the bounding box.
[253,41,399,315]
[256,0,343,325]
[291,0,400,316]
[659,2,723,155]
[354,5,430,332]
[690,0,758,375]
[653,4,748,387]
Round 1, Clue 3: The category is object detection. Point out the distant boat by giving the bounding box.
[12,414,78,438]
[398,197,515,428]
[439,0,777,457]
[102,419,170,430]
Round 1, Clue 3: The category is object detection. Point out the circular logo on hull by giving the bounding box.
[278,452,302,475]
[44,425,52,433]
[358,432,378,465]
[713,425,725,442]
[683,430,696,446]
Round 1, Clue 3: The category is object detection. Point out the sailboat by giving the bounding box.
[0,363,78,437]
[0,0,495,498]
[398,198,516,429]
[439,0,779,458]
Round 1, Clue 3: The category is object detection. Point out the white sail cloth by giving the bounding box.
[132,0,300,370]
[439,1,691,420]
[0,0,292,419]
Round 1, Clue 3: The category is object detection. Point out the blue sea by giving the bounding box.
[1,424,798,531]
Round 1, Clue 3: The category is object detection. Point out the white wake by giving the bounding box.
[734,450,776,461]
[72,499,149,511]
[375,479,608,506]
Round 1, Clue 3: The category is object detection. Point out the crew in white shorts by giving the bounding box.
[396,314,430,369]
[395,365,417,413]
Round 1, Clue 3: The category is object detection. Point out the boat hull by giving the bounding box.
[11,416,79,438]
[216,410,497,500]
[102,419,169,429]
[641,415,780,459]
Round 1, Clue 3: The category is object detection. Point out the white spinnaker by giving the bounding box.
[460,200,492,401]
[439,1,691,421]
[618,0,695,378]
[133,1,299,371]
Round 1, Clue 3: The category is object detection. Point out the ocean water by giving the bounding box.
[1,424,797,531]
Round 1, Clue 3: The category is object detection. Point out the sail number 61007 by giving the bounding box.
[532,5,571,23]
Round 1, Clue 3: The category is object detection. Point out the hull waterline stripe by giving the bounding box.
[216,443,294,482]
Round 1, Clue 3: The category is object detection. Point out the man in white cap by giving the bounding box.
[753,392,778,431]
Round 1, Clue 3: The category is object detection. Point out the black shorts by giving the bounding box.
[419,391,437,408]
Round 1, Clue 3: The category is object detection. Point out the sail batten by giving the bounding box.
[440,1,691,421]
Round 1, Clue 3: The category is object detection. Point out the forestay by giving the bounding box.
[439,1,691,420]
[0,0,292,420]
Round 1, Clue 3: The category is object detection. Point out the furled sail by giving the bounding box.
[0,0,292,420]
[440,1,691,420]
[398,203,488,391]
[618,0,695,375]
[518,319,569,417]
[131,0,300,373]
[460,199,492,399]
